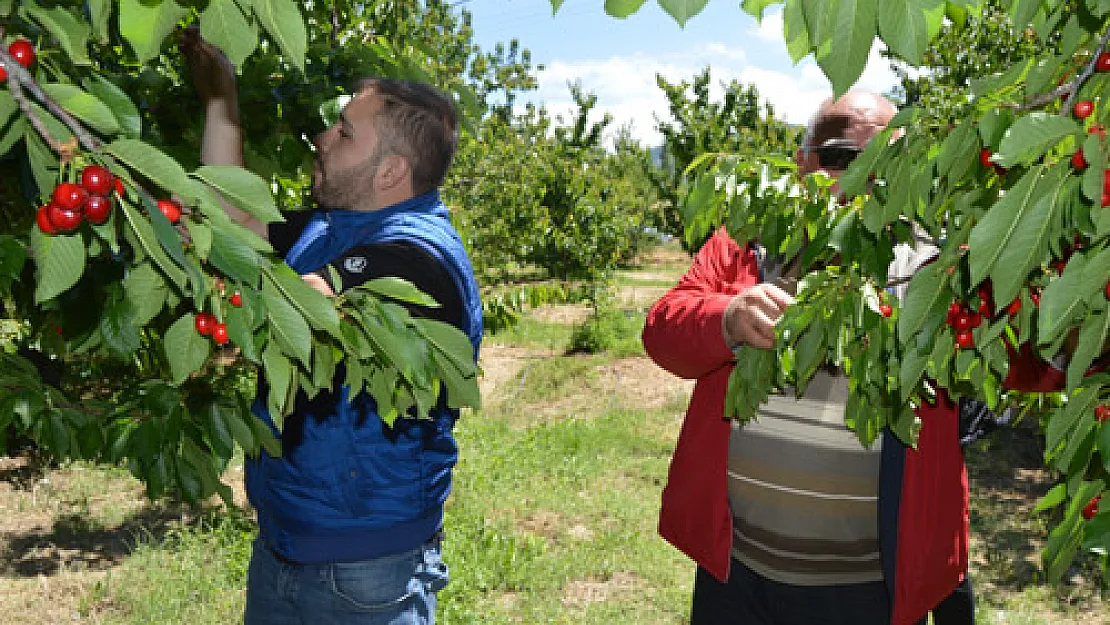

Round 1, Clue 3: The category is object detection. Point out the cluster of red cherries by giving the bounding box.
[37,165,184,235]
[194,288,243,347]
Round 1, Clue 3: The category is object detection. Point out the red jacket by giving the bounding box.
[642,228,1064,625]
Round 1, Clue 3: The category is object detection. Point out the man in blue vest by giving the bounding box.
[181,28,482,625]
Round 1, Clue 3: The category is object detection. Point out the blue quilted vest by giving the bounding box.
[245,190,483,564]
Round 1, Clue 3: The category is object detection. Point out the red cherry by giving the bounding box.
[157,199,181,224]
[83,194,111,224]
[1073,149,1088,170]
[1091,124,1107,139]
[994,164,1008,176]
[1098,53,1110,73]
[1074,100,1095,119]
[0,66,7,83]
[229,292,243,307]
[977,299,993,316]
[970,312,983,328]
[52,182,88,211]
[955,331,975,349]
[946,302,962,326]
[79,165,114,196]
[879,304,892,318]
[194,312,216,336]
[36,204,57,234]
[113,178,125,196]
[47,202,82,232]
[8,39,35,68]
[1096,406,1109,423]
[1102,191,1110,208]
[954,313,974,332]
[1007,298,1021,316]
[1082,494,1102,520]
[212,323,230,346]
[1105,281,1110,300]
[979,148,993,168]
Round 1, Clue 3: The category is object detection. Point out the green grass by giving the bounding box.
[485,315,575,351]
[89,514,253,624]
[441,408,690,624]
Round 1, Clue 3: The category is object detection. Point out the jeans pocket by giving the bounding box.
[327,548,421,612]
[416,543,449,594]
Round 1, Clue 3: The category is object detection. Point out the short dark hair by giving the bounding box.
[355,78,458,195]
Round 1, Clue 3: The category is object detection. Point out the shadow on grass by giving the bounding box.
[0,501,247,578]
[964,422,1086,591]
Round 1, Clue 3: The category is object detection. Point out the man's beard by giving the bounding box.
[312,154,380,210]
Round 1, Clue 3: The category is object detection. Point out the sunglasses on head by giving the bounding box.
[808,143,863,170]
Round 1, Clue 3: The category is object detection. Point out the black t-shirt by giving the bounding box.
[270,210,464,329]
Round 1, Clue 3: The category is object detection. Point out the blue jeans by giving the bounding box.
[243,535,449,625]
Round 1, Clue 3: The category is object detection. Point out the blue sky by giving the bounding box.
[462,0,903,144]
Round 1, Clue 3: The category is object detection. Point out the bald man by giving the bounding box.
[642,90,976,625]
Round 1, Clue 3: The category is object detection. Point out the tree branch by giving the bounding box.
[1014,24,1110,113]
[0,45,103,155]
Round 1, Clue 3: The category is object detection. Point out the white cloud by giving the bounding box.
[754,11,783,42]
[528,30,902,147]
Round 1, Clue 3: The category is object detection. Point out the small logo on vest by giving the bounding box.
[343,256,367,273]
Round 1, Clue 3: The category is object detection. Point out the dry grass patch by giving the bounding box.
[561,571,646,606]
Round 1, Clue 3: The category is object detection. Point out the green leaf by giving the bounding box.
[658,0,710,27]
[209,227,263,285]
[83,76,142,139]
[192,165,282,224]
[270,264,341,337]
[124,263,168,326]
[1034,483,1068,512]
[1046,386,1097,456]
[816,0,878,96]
[937,122,977,181]
[120,202,188,290]
[199,0,258,68]
[224,302,261,363]
[742,0,780,19]
[605,0,648,17]
[899,341,931,401]
[996,113,1079,167]
[1039,255,1088,346]
[262,344,293,427]
[21,0,91,65]
[31,230,86,303]
[878,0,929,65]
[978,107,1014,149]
[40,84,120,136]
[897,258,947,343]
[783,0,812,63]
[87,0,111,42]
[117,0,188,64]
[1043,480,1104,582]
[106,139,191,199]
[185,220,213,260]
[263,275,313,367]
[254,0,308,73]
[1082,132,1107,203]
[969,165,1068,306]
[225,403,257,454]
[164,314,212,385]
[839,131,888,198]
[359,277,440,308]
[99,289,141,359]
[1008,0,1043,27]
